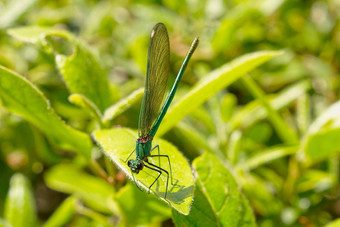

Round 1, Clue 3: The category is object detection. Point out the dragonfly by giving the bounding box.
[126,23,199,200]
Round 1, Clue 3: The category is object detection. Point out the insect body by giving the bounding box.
[127,23,199,199]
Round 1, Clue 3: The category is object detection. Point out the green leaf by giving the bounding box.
[0,0,38,29]
[240,75,299,145]
[296,94,310,135]
[190,107,216,133]
[4,173,38,227]
[157,50,283,136]
[173,152,256,226]
[69,93,103,126]
[239,146,298,170]
[0,219,11,227]
[92,128,194,215]
[0,65,91,157]
[221,93,237,122]
[56,42,110,113]
[240,172,282,216]
[297,170,335,193]
[172,186,218,226]
[8,26,111,113]
[305,100,340,134]
[7,26,71,48]
[231,79,311,130]
[303,101,340,163]
[102,87,144,123]
[325,218,340,227]
[43,196,79,227]
[175,121,214,154]
[115,183,171,227]
[226,130,242,164]
[44,164,114,213]
[303,128,340,163]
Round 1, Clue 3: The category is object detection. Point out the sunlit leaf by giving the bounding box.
[221,93,237,122]
[44,164,114,213]
[174,121,214,155]
[297,170,336,193]
[239,146,298,170]
[43,196,79,227]
[8,26,111,113]
[0,218,11,227]
[325,218,340,227]
[115,183,171,227]
[173,152,256,226]
[0,0,38,29]
[231,79,311,130]
[4,173,38,227]
[69,93,103,126]
[158,50,283,136]
[0,66,91,157]
[103,88,144,123]
[56,42,111,112]
[240,75,299,145]
[172,187,218,226]
[240,172,282,216]
[92,128,194,215]
[303,128,340,163]
[305,101,340,134]
[303,101,340,163]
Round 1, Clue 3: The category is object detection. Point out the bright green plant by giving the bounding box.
[1,0,340,227]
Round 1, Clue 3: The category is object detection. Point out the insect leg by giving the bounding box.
[151,145,161,166]
[145,161,169,200]
[149,155,173,185]
[144,163,162,194]
[131,170,143,192]
[125,148,136,163]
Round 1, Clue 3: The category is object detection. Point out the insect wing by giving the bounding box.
[138,23,170,137]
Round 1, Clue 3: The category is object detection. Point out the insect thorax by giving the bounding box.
[136,137,152,159]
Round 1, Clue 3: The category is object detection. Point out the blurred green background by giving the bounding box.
[1,0,340,226]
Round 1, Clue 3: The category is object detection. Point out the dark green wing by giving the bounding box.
[138,23,170,137]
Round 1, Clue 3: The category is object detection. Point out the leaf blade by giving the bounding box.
[102,88,144,123]
[158,50,283,136]
[8,26,111,113]
[43,196,79,227]
[92,128,194,215]
[44,164,114,213]
[4,173,38,227]
[173,153,256,226]
[0,65,92,157]
[302,101,340,163]
[115,183,171,227]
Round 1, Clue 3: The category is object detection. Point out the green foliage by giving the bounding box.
[326,219,340,227]
[4,174,38,227]
[0,0,38,29]
[43,196,79,227]
[0,66,92,157]
[173,153,256,226]
[69,93,103,126]
[115,183,171,227]
[8,26,111,113]
[303,101,340,163]
[93,128,194,215]
[103,88,144,123]
[45,164,114,213]
[157,50,282,136]
[0,0,340,226]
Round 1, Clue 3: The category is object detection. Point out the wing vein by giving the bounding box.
[138,23,170,137]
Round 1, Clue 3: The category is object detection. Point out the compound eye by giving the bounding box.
[136,162,144,170]
[127,160,133,167]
